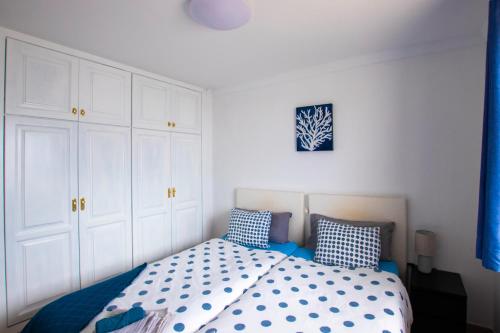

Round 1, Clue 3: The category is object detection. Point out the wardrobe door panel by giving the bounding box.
[85,222,129,282]
[79,60,131,126]
[79,123,132,287]
[5,39,79,121]
[22,234,74,306]
[173,206,200,253]
[171,87,201,134]
[171,133,202,253]
[5,116,79,325]
[132,75,172,130]
[132,129,172,265]
[139,215,171,263]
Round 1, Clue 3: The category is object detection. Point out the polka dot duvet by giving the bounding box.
[198,256,413,333]
[81,239,287,333]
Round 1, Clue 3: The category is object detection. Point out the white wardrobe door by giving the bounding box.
[132,129,172,265]
[5,116,80,325]
[171,133,202,253]
[78,123,132,287]
[5,38,79,121]
[79,60,131,126]
[171,87,202,134]
[132,74,172,131]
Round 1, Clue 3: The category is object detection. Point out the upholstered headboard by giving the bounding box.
[234,189,407,276]
[235,188,306,245]
[308,193,408,277]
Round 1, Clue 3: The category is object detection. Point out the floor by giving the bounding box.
[468,324,494,333]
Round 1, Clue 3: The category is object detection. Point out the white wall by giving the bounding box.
[211,43,496,328]
[202,90,214,241]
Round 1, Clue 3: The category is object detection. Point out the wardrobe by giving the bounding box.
[2,37,203,326]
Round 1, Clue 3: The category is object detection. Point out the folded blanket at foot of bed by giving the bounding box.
[107,310,172,333]
[21,263,147,333]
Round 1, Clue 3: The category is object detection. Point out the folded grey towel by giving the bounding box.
[111,309,172,333]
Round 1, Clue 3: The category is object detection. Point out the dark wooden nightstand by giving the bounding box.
[407,263,467,333]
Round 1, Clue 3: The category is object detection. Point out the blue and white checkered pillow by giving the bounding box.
[314,219,381,268]
[226,208,272,248]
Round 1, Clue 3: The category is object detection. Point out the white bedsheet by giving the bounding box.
[81,239,286,333]
[198,256,413,333]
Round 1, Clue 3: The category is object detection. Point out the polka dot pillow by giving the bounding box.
[226,208,272,248]
[314,219,381,268]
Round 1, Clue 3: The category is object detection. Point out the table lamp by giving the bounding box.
[415,230,437,274]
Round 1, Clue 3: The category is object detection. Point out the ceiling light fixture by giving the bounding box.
[188,0,251,31]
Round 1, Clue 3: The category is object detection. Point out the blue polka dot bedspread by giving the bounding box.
[81,239,287,333]
[197,256,413,333]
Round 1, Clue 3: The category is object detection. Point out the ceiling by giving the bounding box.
[0,0,488,88]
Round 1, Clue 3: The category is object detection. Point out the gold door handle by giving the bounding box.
[72,198,77,212]
[80,109,86,116]
[167,121,172,127]
[172,187,176,198]
[80,197,86,211]
[72,107,78,115]
[167,188,171,198]
[172,122,176,128]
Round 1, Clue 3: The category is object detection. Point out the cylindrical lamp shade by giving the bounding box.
[415,230,437,256]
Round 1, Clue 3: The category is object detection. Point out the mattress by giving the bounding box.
[198,256,413,333]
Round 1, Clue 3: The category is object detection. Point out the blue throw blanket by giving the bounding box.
[22,263,146,333]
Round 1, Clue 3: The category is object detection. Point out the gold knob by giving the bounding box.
[172,122,176,128]
[167,122,172,127]
[167,188,171,198]
[172,187,176,198]
[80,197,86,211]
[80,109,86,116]
[71,198,77,212]
[72,107,78,115]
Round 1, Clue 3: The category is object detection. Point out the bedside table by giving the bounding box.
[407,263,467,333]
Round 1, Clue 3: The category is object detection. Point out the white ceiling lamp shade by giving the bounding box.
[189,0,251,30]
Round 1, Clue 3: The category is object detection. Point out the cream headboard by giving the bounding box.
[308,194,407,277]
[236,188,306,245]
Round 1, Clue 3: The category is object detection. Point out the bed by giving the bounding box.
[23,189,412,333]
[197,190,412,333]
[78,189,306,333]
